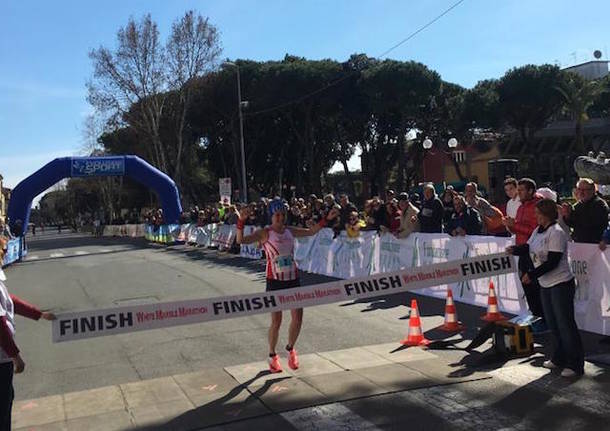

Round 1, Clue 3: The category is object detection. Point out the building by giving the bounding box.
[421,131,502,192]
[563,60,609,81]
[0,174,10,222]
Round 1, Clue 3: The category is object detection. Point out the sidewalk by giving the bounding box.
[12,340,610,431]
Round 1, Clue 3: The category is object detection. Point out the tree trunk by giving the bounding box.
[575,120,584,154]
[341,159,356,197]
[296,147,304,195]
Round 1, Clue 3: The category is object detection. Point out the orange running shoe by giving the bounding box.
[288,349,299,370]
[268,354,283,373]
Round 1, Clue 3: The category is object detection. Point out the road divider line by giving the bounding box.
[52,253,515,343]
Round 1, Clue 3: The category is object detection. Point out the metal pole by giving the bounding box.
[236,67,248,203]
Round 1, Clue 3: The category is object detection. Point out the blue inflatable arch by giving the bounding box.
[8,155,182,233]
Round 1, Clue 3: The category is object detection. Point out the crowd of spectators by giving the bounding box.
[172,177,610,245]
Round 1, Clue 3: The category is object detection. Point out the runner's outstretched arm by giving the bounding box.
[289,208,340,238]
[235,207,269,244]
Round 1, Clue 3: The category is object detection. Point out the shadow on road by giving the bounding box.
[133,370,293,431]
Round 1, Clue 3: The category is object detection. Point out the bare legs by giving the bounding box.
[268,308,303,354]
[268,311,282,354]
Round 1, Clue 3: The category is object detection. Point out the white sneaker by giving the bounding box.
[542,360,558,369]
[561,368,578,377]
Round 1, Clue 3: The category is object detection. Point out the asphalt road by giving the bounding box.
[6,232,439,400]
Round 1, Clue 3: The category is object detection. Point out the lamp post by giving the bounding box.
[223,61,248,203]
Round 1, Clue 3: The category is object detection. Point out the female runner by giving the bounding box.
[236,198,338,373]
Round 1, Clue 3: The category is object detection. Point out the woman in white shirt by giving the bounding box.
[507,199,584,377]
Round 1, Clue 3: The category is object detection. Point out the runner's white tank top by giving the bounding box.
[262,227,298,281]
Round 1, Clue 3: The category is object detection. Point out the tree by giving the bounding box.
[556,72,603,153]
[360,60,441,192]
[88,12,222,191]
[461,79,502,130]
[497,64,564,149]
[589,74,610,119]
[88,14,168,171]
[166,11,221,186]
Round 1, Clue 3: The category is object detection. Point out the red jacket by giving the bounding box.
[513,196,541,245]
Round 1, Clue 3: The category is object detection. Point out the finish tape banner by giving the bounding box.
[52,252,515,342]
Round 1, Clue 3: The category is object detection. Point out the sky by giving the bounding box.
[1,0,609,191]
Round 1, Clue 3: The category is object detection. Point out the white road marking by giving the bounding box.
[74,251,89,256]
[49,253,64,258]
[99,249,112,253]
[281,404,382,431]
[27,256,39,260]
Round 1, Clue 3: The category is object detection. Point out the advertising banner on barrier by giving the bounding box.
[376,233,417,274]
[567,243,610,334]
[240,226,263,259]
[212,224,236,251]
[2,238,22,266]
[330,231,377,278]
[52,252,516,342]
[307,228,335,276]
[372,233,527,314]
[145,224,179,244]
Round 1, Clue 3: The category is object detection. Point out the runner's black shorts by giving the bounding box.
[266,278,301,292]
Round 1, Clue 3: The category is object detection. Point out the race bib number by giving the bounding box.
[275,255,294,270]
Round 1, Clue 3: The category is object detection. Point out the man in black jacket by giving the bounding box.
[561,178,609,243]
[447,195,482,236]
[418,184,444,233]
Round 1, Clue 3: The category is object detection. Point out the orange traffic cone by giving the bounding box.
[481,280,506,322]
[401,299,430,346]
[440,289,465,332]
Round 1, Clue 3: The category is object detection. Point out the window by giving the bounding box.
[453,150,466,163]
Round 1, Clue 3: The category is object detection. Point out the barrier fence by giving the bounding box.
[101,223,610,336]
[2,237,25,267]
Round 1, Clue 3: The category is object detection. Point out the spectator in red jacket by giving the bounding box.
[0,237,56,431]
[502,178,545,328]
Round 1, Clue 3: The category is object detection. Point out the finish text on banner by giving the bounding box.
[52,253,515,342]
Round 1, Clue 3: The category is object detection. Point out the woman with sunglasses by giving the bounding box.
[0,237,56,430]
[236,199,339,373]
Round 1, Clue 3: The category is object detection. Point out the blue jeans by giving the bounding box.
[539,279,584,373]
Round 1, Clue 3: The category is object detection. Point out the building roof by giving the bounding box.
[535,118,610,138]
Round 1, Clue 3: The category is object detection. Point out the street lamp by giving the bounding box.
[222,61,248,203]
[422,137,459,151]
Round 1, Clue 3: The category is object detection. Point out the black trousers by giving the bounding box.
[518,257,545,320]
[540,280,584,373]
[0,361,14,431]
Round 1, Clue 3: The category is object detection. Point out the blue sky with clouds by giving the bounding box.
[1,0,609,189]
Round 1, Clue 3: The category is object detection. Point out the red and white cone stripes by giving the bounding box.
[481,280,507,322]
[440,289,464,332]
[401,299,430,346]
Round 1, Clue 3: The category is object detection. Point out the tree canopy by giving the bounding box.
[55,12,609,223]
